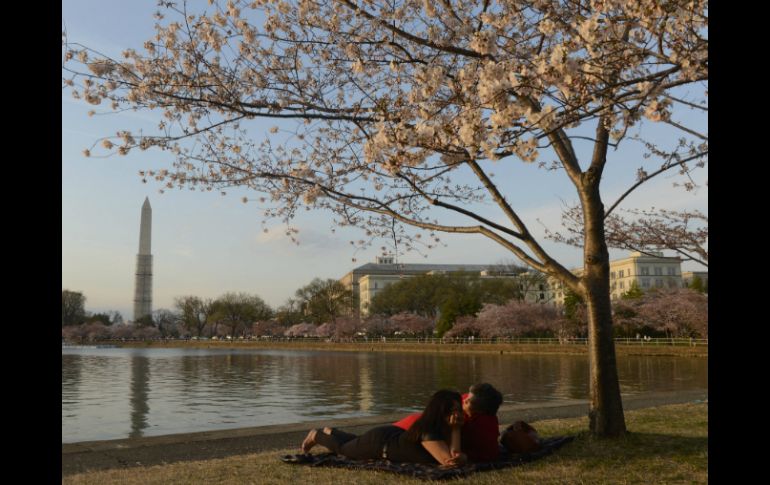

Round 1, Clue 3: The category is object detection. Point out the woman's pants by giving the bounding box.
[312,425,402,460]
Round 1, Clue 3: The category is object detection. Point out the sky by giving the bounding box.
[61,0,708,319]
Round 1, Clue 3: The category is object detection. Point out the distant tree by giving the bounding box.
[636,288,707,338]
[612,287,707,338]
[477,277,521,305]
[389,312,433,337]
[563,289,588,338]
[106,311,124,326]
[471,300,565,338]
[293,278,353,324]
[109,324,135,340]
[62,290,87,326]
[85,312,113,326]
[368,274,444,318]
[360,314,391,337]
[135,325,162,340]
[314,322,335,338]
[133,314,155,328]
[284,323,317,337]
[84,322,111,341]
[688,275,706,293]
[175,296,215,337]
[444,315,483,338]
[369,272,518,335]
[212,292,273,337]
[275,298,305,326]
[621,281,645,300]
[611,300,644,338]
[251,319,285,337]
[62,324,88,343]
[333,316,363,338]
[152,308,180,337]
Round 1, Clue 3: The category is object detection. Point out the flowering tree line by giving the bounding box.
[63,0,707,437]
[63,283,706,342]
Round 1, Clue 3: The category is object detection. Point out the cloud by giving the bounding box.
[255,226,343,252]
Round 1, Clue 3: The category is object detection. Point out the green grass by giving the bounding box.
[112,339,708,358]
[63,402,707,484]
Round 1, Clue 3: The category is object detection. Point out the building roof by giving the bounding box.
[349,262,506,274]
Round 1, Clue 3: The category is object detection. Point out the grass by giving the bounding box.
[63,401,707,485]
[113,340,708,358]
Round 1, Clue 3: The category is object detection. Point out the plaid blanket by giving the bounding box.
[280,435,574,481]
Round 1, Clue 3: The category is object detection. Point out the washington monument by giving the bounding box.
[133,197,153,321]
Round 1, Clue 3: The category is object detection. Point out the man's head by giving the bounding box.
[463,383,503,416]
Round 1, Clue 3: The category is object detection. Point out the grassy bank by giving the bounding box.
[63,401,707,485]
[111,339,708,358]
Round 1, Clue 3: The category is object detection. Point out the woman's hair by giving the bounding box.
[406,389,462,442]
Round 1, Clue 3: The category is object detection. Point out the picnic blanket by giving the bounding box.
[280,435,574,481]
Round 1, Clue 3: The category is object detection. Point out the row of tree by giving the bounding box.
[62,276,353,336]
[63,285,707,343]
[62,290,124,327]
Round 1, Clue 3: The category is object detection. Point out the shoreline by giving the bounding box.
[62,388,708,476]
[88,340,708,357]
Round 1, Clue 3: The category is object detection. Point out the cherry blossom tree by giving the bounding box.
[284,322,318,337]
[550,206,708,266]
[251,319,286,336]
[635,288,707,338]
[63,0,707,437]
[444,314,484,338]
[471,299,565,337]
[332,315,364,337]
[389,311,434,336]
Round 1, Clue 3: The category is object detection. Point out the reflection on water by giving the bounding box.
[129,356,150,438]
[61,348,707,443]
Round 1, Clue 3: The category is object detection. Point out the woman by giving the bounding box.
[301,389,468,466]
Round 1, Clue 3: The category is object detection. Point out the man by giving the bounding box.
[393,383,503,462]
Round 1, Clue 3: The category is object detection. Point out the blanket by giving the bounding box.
[280,435,574,481]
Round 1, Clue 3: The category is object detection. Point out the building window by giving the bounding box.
[619,270,624,278]
[611,271,616,279]
[641,278,650,288]
[667,267,676,276]
[611,282,616,290]
[654,267,662,276]
[641,266,649,276]
[655,279,663,287]
[619,281,624,289]
[374,282,378,289]
[539,293,545,300]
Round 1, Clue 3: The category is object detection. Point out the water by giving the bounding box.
[62,347,707,443]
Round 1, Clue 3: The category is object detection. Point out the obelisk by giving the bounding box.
[133,197,153,321]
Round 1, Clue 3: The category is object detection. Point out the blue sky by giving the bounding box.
[62,0,708,319]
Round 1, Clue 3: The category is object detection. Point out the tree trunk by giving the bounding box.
[581,171,627,438]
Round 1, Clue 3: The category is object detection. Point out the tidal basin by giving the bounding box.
[62,347,707,443]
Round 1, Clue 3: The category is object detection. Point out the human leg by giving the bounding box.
[310,427,356,454]
[337,425,401,460]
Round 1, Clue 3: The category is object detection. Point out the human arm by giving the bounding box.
[422,410,467,467]
[421,439,467,467]
[448,409,463,457]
